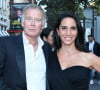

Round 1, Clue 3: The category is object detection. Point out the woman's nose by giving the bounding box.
[66,29,71,35]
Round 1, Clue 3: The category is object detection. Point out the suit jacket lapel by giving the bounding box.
[15,34,26,83]
[42,42,50,90]
[15,37,50,90]
[42,43,49,67]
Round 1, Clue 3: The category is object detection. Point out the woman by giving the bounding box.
[47,12,100,90]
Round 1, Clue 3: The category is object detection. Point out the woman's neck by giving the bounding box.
[58,45,78,55]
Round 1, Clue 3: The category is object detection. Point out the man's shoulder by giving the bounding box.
[94,41,100,47]
[95,41,100,45]
[85,42,89,46]
[0,35,15,41]
[0,34,22,42]
[42,41,52,50]
[43,41,51,48]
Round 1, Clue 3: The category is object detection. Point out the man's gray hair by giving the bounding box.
[21,3,46,24]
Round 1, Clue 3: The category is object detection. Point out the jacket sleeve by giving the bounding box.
[0,37,12,90]
[94,42,100,57]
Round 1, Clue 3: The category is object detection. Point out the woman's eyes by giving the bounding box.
[71,26,77,30]
[59,26,67,30]
[59,26,77,30]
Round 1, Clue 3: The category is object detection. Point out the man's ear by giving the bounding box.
[21,21,24,28]
[42,23,45,30]
[43,36,47,42]
[57,28,59,35]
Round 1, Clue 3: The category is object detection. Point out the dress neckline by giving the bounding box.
[55,52,91,71]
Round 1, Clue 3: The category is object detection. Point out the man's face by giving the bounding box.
[21,8,44,39]
[88,36,94,42]
[17,10,22,17]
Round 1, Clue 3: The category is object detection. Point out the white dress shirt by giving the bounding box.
[89,41,94,53]
[22,33,46,90]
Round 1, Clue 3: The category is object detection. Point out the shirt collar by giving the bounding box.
[22,32,44,47]
[89,40,94,44]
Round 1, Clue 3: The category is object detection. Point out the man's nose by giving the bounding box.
[31,20,35,25]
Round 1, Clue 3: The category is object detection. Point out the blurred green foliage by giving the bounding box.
[39,0,100,28]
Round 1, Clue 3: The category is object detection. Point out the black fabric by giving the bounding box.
[86,42,100,56]
[0,34,50,90]
[47,51,91,90]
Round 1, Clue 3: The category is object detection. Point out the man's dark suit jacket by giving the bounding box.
[86,41,100,57]
[0,34,50,90]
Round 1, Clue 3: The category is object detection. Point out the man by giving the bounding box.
[86,35,100,84]
[0,4,50,90]
[87,35,100,56]
[40,27,55,52]
[13,9,23,30]
[16,10,22,22]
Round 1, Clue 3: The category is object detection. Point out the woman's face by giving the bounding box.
[57,17,78,46]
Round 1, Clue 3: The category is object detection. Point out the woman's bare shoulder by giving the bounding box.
[81,52,98,59]
[81,52,100,72]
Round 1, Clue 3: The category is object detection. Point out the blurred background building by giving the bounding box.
[0,0,10,36]
[0,0,100,43]
[0,0,36,36]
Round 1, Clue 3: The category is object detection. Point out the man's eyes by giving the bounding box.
[25,18,42,22]
[35,19,42,22]
[26,18,32,20]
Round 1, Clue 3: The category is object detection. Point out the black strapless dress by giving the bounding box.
[47,51,91,90]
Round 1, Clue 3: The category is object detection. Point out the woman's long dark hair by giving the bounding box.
[53,11,89,52]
